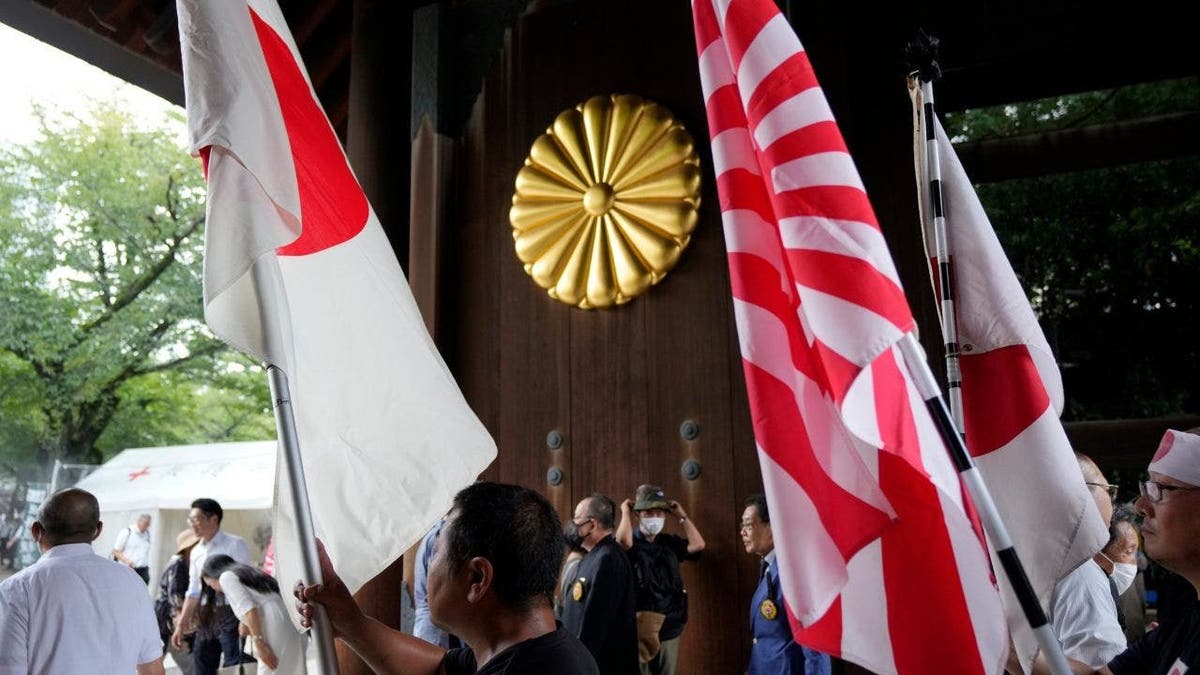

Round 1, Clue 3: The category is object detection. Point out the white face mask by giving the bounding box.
[639,517,665,537]
[1101,552,1137,595]
[1109,561,1138,596]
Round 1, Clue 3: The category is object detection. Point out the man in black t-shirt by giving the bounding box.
[1100,429,1200,675]
[296,482,598,675]
[615,485,705,675]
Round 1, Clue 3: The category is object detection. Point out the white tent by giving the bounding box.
[74,440,277,592]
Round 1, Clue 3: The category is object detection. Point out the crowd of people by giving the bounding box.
[0,428,1196,675]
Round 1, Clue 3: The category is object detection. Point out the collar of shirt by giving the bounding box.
[39,542,96,562]
[763,549,776,570]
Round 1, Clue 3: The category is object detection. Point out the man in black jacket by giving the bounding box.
[562,494,639,675]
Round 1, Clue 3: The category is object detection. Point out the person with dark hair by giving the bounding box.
[615,484,706,675]
[201,554,306,674]
[561,493,638,675]
[1097,504,1141,632]
[0,488,165,674]
[171,497,252,675]
[742,494,830,675]
[295,481,598,674]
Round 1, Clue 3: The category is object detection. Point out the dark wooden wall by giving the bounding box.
[439,1,763,671]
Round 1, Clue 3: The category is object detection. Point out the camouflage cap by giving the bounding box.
[633,484,670,511]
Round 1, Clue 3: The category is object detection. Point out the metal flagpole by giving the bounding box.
[253,263,340,675]
[904,32,1072,675]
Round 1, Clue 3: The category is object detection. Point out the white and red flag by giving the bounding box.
[176,0,496,610]
[912,96,1108,672]
[692,0,1007,672]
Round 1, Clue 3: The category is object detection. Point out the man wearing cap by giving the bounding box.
[562,493,639,675]
[616,485,705,675]
[741,494,830,675]
[1099,428,1200,675]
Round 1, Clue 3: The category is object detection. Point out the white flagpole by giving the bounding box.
[253,261,341,675]
[916,79,967,434]
[905,34,1072,675]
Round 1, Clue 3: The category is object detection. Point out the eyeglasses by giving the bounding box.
[1085,482,1119,499]
[1139,480,1199,504]
[739,521,759,533]
[186,514,211,524]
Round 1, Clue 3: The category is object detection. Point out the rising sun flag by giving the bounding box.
[691,0,1008,672]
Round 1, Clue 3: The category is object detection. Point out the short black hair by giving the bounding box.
[38,488,100,544]
[1105,503,1139,550]
[441,482,564,611]
[585,493,616,529]
[191,498,224,523]
[744,494,769,523]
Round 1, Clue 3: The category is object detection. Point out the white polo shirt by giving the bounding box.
[1051,559,1127,668]
[0,543,161,674]
[113,523,152,568]
[187,529,252,598]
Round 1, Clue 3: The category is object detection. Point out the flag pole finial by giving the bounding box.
[904,29,942,83]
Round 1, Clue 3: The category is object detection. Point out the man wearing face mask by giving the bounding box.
[1097,505,1140,632]
[1045,454,1127,670]
[615,485,706,675]
[562,494,639,675]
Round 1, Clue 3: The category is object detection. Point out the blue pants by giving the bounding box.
[193,623,241,675]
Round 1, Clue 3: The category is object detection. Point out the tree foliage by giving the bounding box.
[0,101,272,472]
[945,78,1200,420]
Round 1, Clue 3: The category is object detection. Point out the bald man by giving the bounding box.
[0,488,165,675]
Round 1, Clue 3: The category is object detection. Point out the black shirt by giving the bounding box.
[560,535,639,675]
[441,627,599,675]
[1108,599,1200,675]
[628,530,699,640]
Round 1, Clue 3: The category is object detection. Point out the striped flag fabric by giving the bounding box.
[912,94,1109,673]
[177,0,497,615]
[691,1,1007,673]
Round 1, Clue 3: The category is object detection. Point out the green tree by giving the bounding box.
[0,100,272,472]
[945,78,1200,419]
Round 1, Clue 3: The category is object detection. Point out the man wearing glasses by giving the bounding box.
[1046,454,1127,670]
[170,498,251,675]
[741,494,830,675]
[1102,429,1200,675]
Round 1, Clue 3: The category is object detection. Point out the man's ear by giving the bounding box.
[93,521,104,541]
[30,521,42,541]
[464,557,494,604]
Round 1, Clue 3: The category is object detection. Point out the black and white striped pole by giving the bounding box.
[915,78,966,435]
[904,32,1072,675]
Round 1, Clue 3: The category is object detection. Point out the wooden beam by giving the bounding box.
[955,112,1200,184]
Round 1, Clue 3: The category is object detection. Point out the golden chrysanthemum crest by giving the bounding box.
[509,94,701,309]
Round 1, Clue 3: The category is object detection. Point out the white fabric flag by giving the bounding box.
[912,92,1109,673]
[177,0,497,617]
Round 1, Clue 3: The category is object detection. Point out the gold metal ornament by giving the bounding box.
[510,95,701,309]
[760,598,778,621]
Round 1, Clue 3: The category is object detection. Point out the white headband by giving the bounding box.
[1148,429,1200,487]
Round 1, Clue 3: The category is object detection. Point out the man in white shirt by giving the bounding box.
[1048,454,1127,669]
[0,488,165,675]
[112,512,153,583]
[170,497,251,675]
